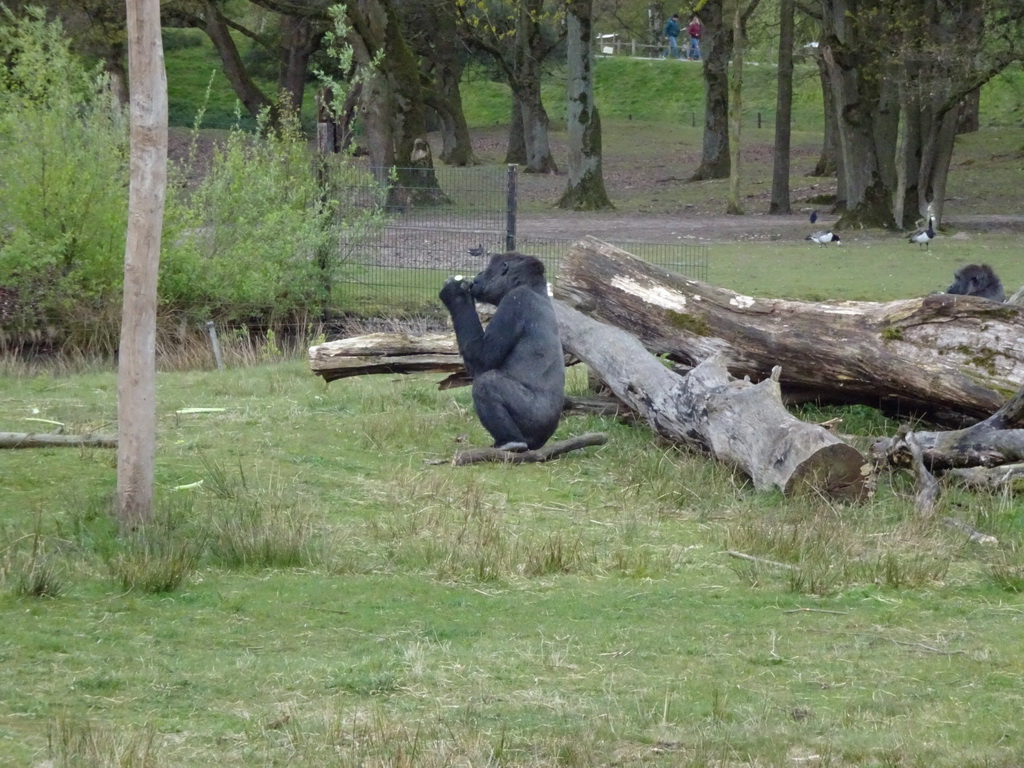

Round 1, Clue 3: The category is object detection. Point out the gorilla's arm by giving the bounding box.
[441,279,528,374]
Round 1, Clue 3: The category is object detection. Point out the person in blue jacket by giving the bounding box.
[663,14,681,60]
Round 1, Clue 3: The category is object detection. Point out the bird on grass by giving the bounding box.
[909,216,936,249]
[806,230,842,246]
[805,212,841,246]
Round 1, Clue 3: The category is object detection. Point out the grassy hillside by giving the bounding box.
[162,30,1024,132]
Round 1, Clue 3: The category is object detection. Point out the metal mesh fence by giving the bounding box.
[337,165,708,317]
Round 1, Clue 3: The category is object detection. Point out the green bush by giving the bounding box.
[0,10,382,351]
[0,8,129,351]
[162,110,379,327]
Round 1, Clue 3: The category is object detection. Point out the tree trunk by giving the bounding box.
[768,0,794,214]
[809,47,837,178]
[558,0,613,211]
[553,238,1024,427]
[404,0,477,166]
[512,0,558,175]
[957,88,980,134]
[201,0,273,120]
[554,302,868,500]
[345,0,441,198]
[277,14,325,116]
[505,99,527,166]
[118,0,167,530]
[725,0,744,214]
[690,0,731,181]
[820,0,897,229]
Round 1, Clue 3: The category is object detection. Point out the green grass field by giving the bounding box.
[4,359,1024,766]
[2,30,1024,768]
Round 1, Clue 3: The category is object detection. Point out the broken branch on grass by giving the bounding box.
[425,432,608,466]
[725,550,800,571]
[0,432,117,449]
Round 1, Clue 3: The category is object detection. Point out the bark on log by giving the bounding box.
[554,237,1024,426]
[554,302,869,500]
[0,433,117,449]
[309,332,463,383]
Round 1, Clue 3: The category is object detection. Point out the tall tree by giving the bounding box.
[820,0,1024,229]
[117,0,167,529]
[808,44,838,179]
[819,0,898,228]
[768,0,795,214]
[456,0,563,173]
[343,0,444,197]
[400,0,477,166]
[165,0,328,123]
[558,0,613,209]
[690,0,730,180]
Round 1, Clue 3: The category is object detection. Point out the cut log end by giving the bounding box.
[783,443,871,502]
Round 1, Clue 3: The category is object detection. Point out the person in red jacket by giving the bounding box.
[687,16,702,61]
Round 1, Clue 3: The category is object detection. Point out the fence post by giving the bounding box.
[205,320,224,371]
[506,164,517,252]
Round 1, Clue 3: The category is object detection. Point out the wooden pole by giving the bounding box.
[117,0,167,529]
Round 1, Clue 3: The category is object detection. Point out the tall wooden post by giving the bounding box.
[117,0,167,530]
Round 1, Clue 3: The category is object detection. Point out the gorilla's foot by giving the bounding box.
[494,441,529,453]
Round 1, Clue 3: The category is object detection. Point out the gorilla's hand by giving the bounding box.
[439,275,472,308]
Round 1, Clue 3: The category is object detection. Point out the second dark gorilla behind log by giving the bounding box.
[947,264,1005,302]
[439,253,565,451]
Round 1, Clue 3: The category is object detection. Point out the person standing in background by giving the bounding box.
[663,14,681,60]
[687,16,702,61]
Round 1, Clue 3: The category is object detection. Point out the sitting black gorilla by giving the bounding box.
[947,263,1005,302]
[439,252,565,451]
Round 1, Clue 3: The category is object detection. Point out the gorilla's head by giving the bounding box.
[470,252,546,305]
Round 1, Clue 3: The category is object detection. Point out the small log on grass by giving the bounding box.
[555,237,1024,426]
[554,302,869,500]
[433,432,608,466]
[873,380,1024,472]
[0,432,117,449]
[309,332,463,383]
[947,463,1024,489]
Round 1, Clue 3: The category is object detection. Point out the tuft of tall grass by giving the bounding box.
[206,497,318,569]
[3,528,65,598]
[47,717,160,768]
[105,501,205,593]
[201,456,320,569]
[725,501,957,595]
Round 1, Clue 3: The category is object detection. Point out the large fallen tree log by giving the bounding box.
[308,311,868,498]
[552,302,868,499]
[555,237,1024,427]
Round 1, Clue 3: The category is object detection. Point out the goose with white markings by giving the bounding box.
[909,216,936,249]
[805,210,841,246]
[913,205,937,247]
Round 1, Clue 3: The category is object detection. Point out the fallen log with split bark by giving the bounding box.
[555,237,1024,427]
[309,332,463,383]
[553,301,870,499]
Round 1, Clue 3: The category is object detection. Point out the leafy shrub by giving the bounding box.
[0,8,128,352]
[0,10,382,353]
[162,109,380,328]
